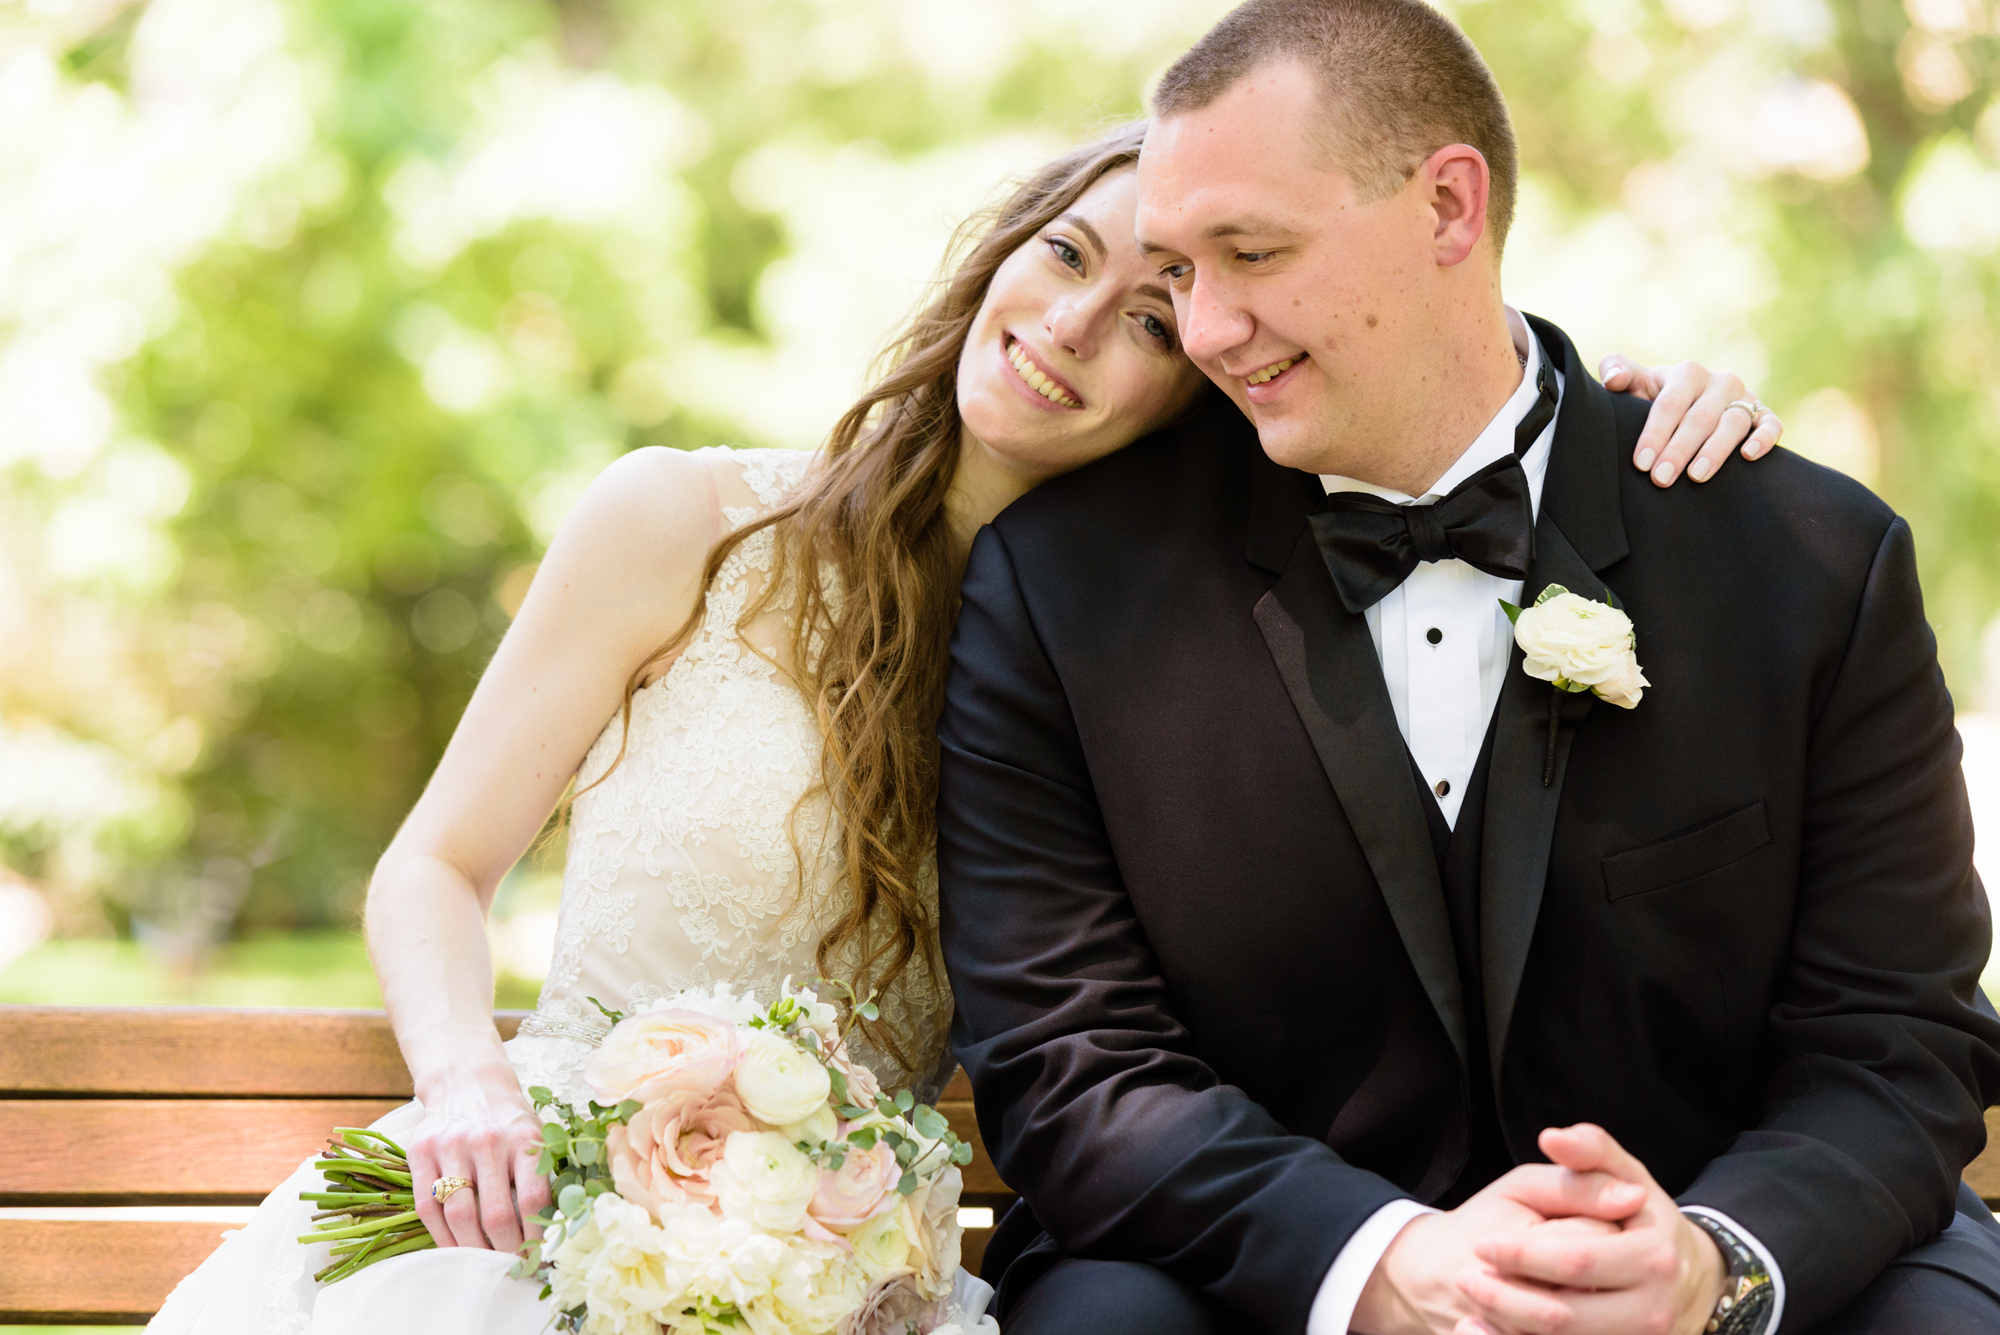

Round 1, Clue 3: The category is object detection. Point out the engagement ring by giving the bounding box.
[1725,396,1766,425]
[431,1175,472,1204]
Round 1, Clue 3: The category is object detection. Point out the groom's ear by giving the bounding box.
[1423,142,1492,270]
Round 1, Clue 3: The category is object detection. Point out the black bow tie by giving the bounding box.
[1309,342,1559,615]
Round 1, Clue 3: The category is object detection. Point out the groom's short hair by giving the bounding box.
[1152,0,1519,253]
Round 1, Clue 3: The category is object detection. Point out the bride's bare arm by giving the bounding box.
[364,446,717,1253]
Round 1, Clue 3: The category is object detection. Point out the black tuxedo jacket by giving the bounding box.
[936,316,2000,1333]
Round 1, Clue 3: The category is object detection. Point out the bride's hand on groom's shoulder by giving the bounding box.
[1446,1124,1726,1335]
[405,1075,553,1255]
[1599,354,1785,489]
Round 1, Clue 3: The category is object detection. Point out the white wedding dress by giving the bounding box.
[147,447,994,1335]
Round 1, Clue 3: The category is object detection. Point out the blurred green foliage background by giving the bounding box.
[2,0,1999,1004]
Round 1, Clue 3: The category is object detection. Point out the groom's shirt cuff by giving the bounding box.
[1682,1206,1786,1334]
[1305,1199,1437,1335]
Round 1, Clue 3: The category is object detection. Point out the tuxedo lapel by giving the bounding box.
[1480,315,1632,1090]
[1478,520,1602,1084]
[1253,524,1469,1067]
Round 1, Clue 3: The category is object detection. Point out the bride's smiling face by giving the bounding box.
[955,169,1208,482]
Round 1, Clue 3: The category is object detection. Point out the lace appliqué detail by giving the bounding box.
[259,1246,310,1335]
[735,447,815,508]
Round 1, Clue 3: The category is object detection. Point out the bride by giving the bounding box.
[148,119,1779,1334]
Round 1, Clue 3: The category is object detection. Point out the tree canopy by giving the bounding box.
[2,0,1996,948]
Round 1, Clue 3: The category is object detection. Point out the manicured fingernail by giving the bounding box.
[1653,461,1676,485]
[1689,457,1713,482]
[1635,448,1656,471]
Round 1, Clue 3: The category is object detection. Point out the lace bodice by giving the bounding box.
[510,447,949,1104]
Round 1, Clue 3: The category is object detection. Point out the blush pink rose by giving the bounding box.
[839,1274,941,1335]
[807,1141,901,1235]
[585,1009,742,1103]
[607,1076,757,1217]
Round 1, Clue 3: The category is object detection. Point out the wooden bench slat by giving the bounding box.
[0,1007,524,1097]
[1968,1109,2000,1203]
[0,1098,405,1204]
[0,1219,232,1323]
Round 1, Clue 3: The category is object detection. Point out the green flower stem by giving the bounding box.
[314,1226,432,1283]
[298,1209,420,1243]
[333,1128,409,1154]
[328,1225,427,1260]
[301,1191,410,1206]
[310,1206,407,1222]
[312,1159,413,1186]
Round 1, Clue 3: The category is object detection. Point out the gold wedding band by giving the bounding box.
[1724,396,1766,425]
[431,1175,472,1204]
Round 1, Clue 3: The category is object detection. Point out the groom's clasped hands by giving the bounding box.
[1355,1125,1724,1335]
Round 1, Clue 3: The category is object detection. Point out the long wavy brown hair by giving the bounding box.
[581,122,1153,1081]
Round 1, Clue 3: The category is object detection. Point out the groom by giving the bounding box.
[936,2,2000,1333]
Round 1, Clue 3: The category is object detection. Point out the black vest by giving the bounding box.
[1409,715,1513,1206]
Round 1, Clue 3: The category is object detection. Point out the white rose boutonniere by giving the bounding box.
[1504,584,1649,787]
[1503,584,1649,709]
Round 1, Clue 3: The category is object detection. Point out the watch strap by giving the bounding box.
[1685,1211,1775,1335]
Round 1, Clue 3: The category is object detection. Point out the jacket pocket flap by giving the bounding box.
[1602,799,1770,901]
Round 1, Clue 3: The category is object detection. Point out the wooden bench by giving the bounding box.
[8,1003,1994,1325]
[0,1005,1009,1324]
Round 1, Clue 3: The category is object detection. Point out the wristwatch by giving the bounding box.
[1685,1212,1776,1335]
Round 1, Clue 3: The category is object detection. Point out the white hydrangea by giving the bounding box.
[634,981,763,1027]
[546,1193,679,1335]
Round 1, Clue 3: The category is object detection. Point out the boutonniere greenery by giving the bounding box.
[1501,584,1649,784]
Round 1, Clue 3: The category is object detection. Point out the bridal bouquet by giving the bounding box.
[514,981,979,1335]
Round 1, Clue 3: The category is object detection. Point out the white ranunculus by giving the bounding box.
[779,1102,840,1147]
[1512,586,1649,709]
[714,1131,821,1233]
[735,1030,834,1127]
[848,1202,915,1280]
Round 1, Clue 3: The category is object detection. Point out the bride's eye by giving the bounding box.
[1137,313,1176,349]
[1047,238,1084,272]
